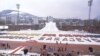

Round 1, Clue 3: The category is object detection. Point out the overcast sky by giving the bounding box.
[0,0,100,19]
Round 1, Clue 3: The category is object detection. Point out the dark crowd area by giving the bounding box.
[0,18,100,34]
[8,19,100,34]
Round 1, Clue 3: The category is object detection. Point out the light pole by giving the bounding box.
[87,0,93,32]
[88,0,93,20]
[16,4,20,25]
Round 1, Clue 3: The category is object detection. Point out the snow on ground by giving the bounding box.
[0,22,99,56]
[40,22,59,31]
[0,47,40,56]
[0,49,40,56]
[0,38,29,42]
[0,49,11,54]
[36,36,100,45]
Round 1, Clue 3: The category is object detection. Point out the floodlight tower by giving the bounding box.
[16,4,20,25]
[88,0,93,32]
[88,0,93,20]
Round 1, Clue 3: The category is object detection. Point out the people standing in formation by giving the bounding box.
[0,43,10,49]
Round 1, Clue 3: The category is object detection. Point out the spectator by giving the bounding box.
[23,49,28,55]
[77,51,80,55]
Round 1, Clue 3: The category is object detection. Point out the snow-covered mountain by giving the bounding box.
[0,10,43,24]
[0,10,38,17]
